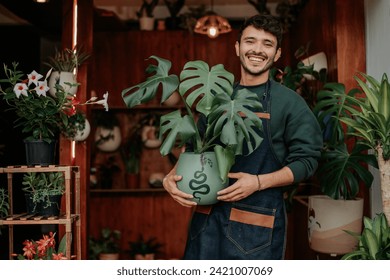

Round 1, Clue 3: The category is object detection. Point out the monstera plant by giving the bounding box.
[313,72,390,242]
[121,56,263,204]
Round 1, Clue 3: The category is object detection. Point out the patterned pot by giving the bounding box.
[176,152,228,205]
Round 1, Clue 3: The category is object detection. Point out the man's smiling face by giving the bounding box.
[235,25,281,78]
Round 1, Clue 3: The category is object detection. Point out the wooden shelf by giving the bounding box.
[0,165,81,260]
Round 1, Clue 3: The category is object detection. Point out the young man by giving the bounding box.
[162,14,323,259]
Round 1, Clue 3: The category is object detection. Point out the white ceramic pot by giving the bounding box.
[48,71,78,96]
[94,126,122,152]
[139,17,155,31]
[308,195,363,255]
[73,118,91,142]
[141,125,161,149]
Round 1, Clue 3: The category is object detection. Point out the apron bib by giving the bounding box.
[183,81,287,260]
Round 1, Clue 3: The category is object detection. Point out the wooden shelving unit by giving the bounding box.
[0,165,81,260]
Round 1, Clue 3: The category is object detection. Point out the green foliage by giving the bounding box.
[89,227,121,259]
[60,111,86,139]
[136,0,159,18]
[44,46,90,72]
[342,213,390,260]
[313,81,378,199]
[128,235,163,256]
[0,188,9,219]
[0,63,76,143]
[122,56,264,181]
[22,172,65,210]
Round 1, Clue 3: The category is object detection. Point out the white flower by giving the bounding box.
[35,81,50,97]
[45,68,53,81]
[13,83,28,98]
[92,92,109,111]
[27,70,43,86]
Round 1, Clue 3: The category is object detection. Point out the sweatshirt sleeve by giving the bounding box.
[270,83,323,183]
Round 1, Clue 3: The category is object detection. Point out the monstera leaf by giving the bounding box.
[179,60,234,116]
[121,56,179,107]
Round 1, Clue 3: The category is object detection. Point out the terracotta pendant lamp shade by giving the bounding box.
[194,1,231,39]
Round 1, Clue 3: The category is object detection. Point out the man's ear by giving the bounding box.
[235,41,240,56]
[274,48,282,62]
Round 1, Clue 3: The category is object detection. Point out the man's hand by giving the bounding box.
[217,172,259,202]
[163,174,197,207]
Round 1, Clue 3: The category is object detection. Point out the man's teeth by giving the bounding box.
[249,56,265,62]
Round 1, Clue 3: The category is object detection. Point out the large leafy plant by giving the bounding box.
[313,81,378,200]
[121,56,264,181]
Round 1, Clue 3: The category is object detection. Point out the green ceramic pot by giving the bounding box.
[176,152,228,205]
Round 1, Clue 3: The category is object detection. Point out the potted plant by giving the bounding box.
[308,73,384,255]
[0,63,109,165]
[44,46,90,96]
[121,56,263,205]
[21,172,65,217]
[128,235,163,260]
[164,0,185,30]
[14,231,68,260]
[88,227,121,260]
[341,213,390,260]
[60,111,91,142]
[137,0,159,31]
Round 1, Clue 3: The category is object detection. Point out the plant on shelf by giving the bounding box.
[121,56,263,204]
[342,213,390,260]
[14,231,68,260]
[128,235,163,260]
[89,227,122,260]
[44,46,90,73]
[136,0,159,18]
[0,62,109,144]
[22,172,65,215]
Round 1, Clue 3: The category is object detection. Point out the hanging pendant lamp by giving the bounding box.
[194,0,232,39]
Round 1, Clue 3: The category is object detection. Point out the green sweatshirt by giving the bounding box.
[266,80,322,182]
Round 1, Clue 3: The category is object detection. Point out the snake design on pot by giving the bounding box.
[189,166,210,203]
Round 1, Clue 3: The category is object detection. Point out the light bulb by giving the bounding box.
[207,26,219,38]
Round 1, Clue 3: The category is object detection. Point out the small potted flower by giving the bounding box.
[0,62,109,165]
[14,231,68,260]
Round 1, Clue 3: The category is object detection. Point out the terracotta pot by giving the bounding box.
[135,253,154,260]
[99,253,119,260]
[176,152,228,205]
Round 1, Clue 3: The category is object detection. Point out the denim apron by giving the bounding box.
[183,81,287,260]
